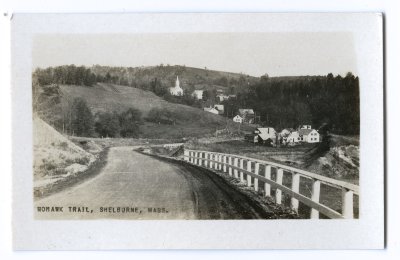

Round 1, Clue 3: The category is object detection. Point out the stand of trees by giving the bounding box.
[223,73,359,134]
[34,65,97,86]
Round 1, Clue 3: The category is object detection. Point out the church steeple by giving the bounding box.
[169,75,183,96]
[175,76,180,88]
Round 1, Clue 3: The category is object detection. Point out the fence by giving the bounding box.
[183,149,359,219]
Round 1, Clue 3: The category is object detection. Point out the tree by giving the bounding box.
[95,112,120,137]
[70,98,94,137]
[119,108,142,137]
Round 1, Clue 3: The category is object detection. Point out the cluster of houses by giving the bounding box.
[169,76,237,116]
[169,76,236,101]
[245,125,320,146]
[169,77,320,146]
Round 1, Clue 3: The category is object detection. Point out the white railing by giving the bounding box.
[183,149,359,219]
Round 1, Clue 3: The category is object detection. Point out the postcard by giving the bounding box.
[11,13,384,249]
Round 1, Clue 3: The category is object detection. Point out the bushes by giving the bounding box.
[118,108,143,137]
[95,112,120,137]
[95,108,142,138]
[71,98,95,137]
[146,108,175,125]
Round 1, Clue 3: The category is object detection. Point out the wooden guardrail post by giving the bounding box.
[276,168,284,204]
[194,152,198,165]
[182,150,358,219]
[254,162,260,192]
[342,188,354,219]
[233,158,239,178]
[310,179,321,219]
[239,159,244,182]
[223,155,227,173]
[228,156,232,176]
[264,165,271,197]
[246,161,252,187]
[291,173,300,212]
[184,150,189,162]
[198,152,203,166]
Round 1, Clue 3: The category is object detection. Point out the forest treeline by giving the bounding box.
[33,65,360,136]
[222,73,360,134]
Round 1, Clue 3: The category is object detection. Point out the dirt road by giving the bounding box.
[35,147,272,220]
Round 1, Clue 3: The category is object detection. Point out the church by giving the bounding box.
[169,76,184,96]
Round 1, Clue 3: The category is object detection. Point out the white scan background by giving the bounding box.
[11,13,383,249]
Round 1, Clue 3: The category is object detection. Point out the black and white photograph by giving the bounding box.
[32,33,360,220]
[10,12,385,250]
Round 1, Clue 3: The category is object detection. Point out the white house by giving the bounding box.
[299,129,320,143]
[216,94,229,102]
[214,104,224,114]
[238,109,255,124]
[233,115,243,123]
[286,131,300,144]
[279,128,294,143]
[192,90,204,100]
[169,76,183,96]
[203,107,219,115]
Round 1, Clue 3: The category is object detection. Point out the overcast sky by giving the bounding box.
[33,33,356,77]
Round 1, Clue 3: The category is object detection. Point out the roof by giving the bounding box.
[298,129,316,136]
[257,127,275,134]
[204,107,218,112]
[258,133,275,140]
[238,109,254,115]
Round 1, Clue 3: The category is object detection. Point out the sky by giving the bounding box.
[32,33,357,77]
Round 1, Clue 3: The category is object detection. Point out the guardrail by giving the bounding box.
[183,149,359,219]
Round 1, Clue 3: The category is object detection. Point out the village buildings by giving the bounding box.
[169,76,184,96]
[255,127,277,146]
[245,127,277,146]
[216,94,229,102]
[298,128,320,143]
[282,127,320,145]
[203,107,219,115]
[286,131,300,144]
[238,109,255,124]
[233,115,243,123]
[213,104,224,115]
[192,89,204,100]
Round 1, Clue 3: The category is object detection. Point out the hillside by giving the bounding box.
[59,83,253,138]
[91,65,259,93]
[33,116,97,187]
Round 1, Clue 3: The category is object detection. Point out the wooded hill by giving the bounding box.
[33,64,359,136]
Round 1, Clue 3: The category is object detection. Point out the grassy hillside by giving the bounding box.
[59,83,254,139]
[33,116,97,187]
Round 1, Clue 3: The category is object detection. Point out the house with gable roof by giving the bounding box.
[298,128,320,143]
